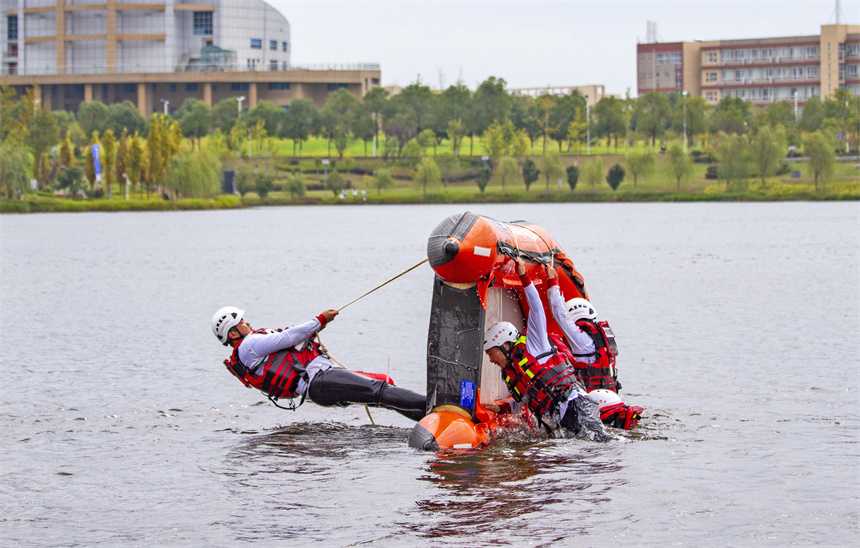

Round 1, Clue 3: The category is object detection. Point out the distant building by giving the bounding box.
[507,84,609,106]
[636,23,859,106]
[1,0,381,114]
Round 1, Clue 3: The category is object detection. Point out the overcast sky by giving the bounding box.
[269,0,860,96]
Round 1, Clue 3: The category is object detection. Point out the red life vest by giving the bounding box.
[571,320,620,393]
[501,333,579,419]
[223,328,322,400]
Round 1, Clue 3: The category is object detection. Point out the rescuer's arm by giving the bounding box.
[243,310,338,363]
[545,265,595,355]
[515,257,552,359]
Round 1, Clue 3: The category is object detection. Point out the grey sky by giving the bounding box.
[270,0,860,96]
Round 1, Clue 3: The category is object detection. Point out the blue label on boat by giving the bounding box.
[460,381,475,408]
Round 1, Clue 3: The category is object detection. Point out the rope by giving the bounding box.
[338,258,429,311]
[505,221,556,267]
[316,334,375,425]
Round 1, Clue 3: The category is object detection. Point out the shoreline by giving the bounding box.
[2,190,857,213]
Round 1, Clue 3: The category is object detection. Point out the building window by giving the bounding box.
[282,41,287,52]
[7,16,17,41]
[102,84,108,96]
[193,11,213,36]
[326,83,348,91]
[705,52,717,64]
[268,82,290,90]
[282,62,288,70]
[846,65,858,78]
[152,84,157,93]
[230,82,249,91]
[269,60,278,71]
[71,84,84,96]
[212,84,218,91]
[806,46,820,59]
[750,50,758,61]
[269,40,277,51]
[371,78,379,85]
[170,83,177,92]
[250,39,262,49]
[123,84,136,93]
[806,66,819,79]
[186,83,198,91]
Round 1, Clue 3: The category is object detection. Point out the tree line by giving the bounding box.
[1,77,857,200]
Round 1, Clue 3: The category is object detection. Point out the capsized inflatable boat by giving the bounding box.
[409,212,593,451]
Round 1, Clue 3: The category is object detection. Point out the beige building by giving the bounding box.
[1,0,380,114]
[637,23,859,105]
[507,84,609,106]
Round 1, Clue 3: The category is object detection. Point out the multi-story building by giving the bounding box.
[637,23,859,106]
[1,0,381,114]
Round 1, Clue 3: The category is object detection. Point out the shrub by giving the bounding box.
[606,164,625,191]
[255,174,273,199]
[705,165,719,180]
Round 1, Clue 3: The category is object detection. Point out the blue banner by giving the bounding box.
[92,144,101,182]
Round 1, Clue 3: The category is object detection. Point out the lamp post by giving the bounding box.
[237,95,245,118]
[321,159,329,192]
[160,98,169,115]
[586,95,590,155]
[682,90,688,154]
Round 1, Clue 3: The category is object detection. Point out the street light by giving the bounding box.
[321,159,330,192]
[682,90,688,154]
[237,95,245,118]
[160,98,169,115]
[585,95,590,155]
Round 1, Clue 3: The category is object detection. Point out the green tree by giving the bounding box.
[435,83,471,156]
[59,132,75,167]
[327,170,345,197]
[468,76,511,155]
[593,96,626,153]
[750,126,787,187]
[713,132,753,191]
[362,87,389,156]
[254,174,273,199]
[626,151,655,190]
[521,158,539,192]
[510,95,542,154]
[105,101,146,137]
[803,130,836,191]
[372,168,395,195]
[540,152,564,191]
[566,107,587,154]
[285,173,307,198]
[606,163,625,191]
[635,91,671,150]
[100,129,117,197]
[413,157,441,197]
[127,132,144,195]
[710,97,751,136]
[320,88,359,158]
[583,158,604,190]
[483,120,528,164]
[548,93,584,152]
[168,149,222,198]
[496,156,520,192]
[475,165,491,193]
[28,108,59,170]
[0,141,33,199]
[83,131,100,191]
[672,94,707,148]
[146,115,170,194]
[281,99,320,157]
[565,165,580,192]
[212,97,240,134]
[77,101,109,138]
[235,167,254,198]
[56,166,85,197]
[245,101,286,138]
[115,129,129,190]
[177,99,212,149]
[667,145,693,192]
[446,119,466,157]
[799,96,824,132]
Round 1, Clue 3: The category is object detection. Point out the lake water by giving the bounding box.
[1,202,858,546]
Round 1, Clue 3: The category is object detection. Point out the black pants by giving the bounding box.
[559,395,613,442]
[307,368,427,422]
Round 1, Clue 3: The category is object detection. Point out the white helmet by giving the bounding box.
[587,388,623,412]
[484,321,519,351]
[565,297,597,322]
[212,306,245,346]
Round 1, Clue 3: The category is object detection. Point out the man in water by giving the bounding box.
[483,257,611,441]
[212,306,426,421]
[545,264,643,429]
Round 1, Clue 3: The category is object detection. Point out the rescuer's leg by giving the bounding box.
[308,368,426,421]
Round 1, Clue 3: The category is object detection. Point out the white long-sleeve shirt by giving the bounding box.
[237,318,334,396]
[547,283,597,364]
[520,276,586,424]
